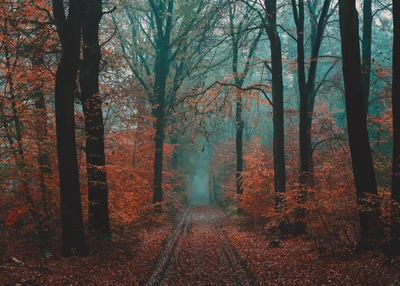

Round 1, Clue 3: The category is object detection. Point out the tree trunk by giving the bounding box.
[293,0,331,232]
[391,0,400,257]
[339,0,383,251]
[151,51,167,209]
[52,0,88,257]
[236,98,244,196]
[362,0,372,114]
[153,104,165,206]
[149,0,173,210]
[229,4,262,212]
[79,0,111,236]
[292,0,307,229]
[229,5,244,206]
[265,0,286,210]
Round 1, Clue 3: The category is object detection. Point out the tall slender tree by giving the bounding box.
[229,3,262,211]
[293,0,331,189]
[362,0,372,113]
[339,0,383,251]
[241,0,286,210]
[148,0,174,207]
[264,0,286,209]
[292,0,331,230]
[79,0,111,235]
[52,0,88,256]
[391,0,400,257]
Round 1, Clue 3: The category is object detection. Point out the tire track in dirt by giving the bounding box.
[146,206,257,286]
[146,206,192,286]
[209,208,257,286]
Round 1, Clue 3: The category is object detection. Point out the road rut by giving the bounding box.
[146,206,257,286]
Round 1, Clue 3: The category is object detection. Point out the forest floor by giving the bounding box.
[1,205,400,285]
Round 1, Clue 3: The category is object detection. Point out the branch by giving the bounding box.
[35,6,55,24]
[372,3,392,17]
[103,6,117,16]
[315,60,339,94]
[312,137,347,153]
[214,81,273,106]
[277,24,298,42]
[263,61,272,73]
[100,27,117,47]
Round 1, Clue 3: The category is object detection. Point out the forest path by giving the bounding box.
[146,206,257,286]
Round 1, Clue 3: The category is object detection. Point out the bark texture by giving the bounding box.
[79,0,111,235]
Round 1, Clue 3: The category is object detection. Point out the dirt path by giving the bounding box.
[146,206,257,286]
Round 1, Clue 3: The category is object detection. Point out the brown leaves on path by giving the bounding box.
[147,206,256,286]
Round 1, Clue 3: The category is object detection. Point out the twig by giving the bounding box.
[103,6,117,16]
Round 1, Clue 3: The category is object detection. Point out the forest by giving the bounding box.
[1,0,400,285]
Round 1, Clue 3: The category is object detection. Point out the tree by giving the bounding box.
[391,0,400,256]
[291,0,332,229]
[52,0,88,256]
[362,0,372,114]
[264,0,286,210]
[240,0,286,210]
[338,0,383,251]
[79,0,112,235]
[228,3,262,210]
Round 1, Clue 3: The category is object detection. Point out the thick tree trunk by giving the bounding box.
[265,0,286,210]
[80,0,111,236]
[56,61,88,257]
[339,0,383,251]
[151,55,167,208]
[52,0,88,256]
[391,0,400,257]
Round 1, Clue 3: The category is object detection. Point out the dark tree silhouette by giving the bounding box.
[391,0,400,257]
[362,0,372,113]
[52,0,88,256]
[338,0,383,251]
[264,0,286,210]
[79,0,111,236]
[292,0,331,231]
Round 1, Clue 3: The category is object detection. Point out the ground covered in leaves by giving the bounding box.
[1,206,400,285]
[0,218,173,285]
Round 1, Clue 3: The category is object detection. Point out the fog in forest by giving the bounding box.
[188,169,210,206]
[1,0,400,284]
